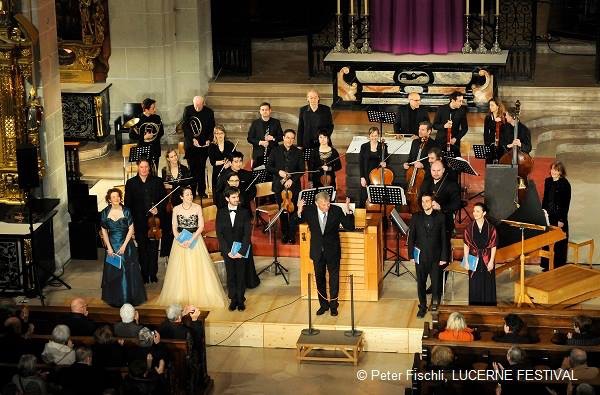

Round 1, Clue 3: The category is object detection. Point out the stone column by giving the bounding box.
[107,0,213,128]
[20,0,71,268]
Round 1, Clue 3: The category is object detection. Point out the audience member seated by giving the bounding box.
[91,325,125,369]
[158,304,202,340]
[113,303,143,338]
[120,359,162,395]
[572,383,596,395]
[129,328,167,376]
[557,348,600,383]
[55,346,109,395]
[492,313,537,344]
[10,354,48,395]
[0,316,35,363]
[60,298,96,336]
[438,312,475,342]
[492,345,532,390]
[41,324,76,366]
[567,316,600,346]
[431,345,455,368]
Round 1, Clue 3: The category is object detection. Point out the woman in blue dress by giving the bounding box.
[100,188,147,306]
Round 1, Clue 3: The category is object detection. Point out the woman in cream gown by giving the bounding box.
[157,186,227,309]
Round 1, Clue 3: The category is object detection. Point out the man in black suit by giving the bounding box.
[215,151,257,211]
[125,158,166,283]
[433,91,468,156]
[408,193,447,318]
[297,89,334,150]
[499,107,532,158]
[247,102,283,168]
[296,192,355,316]
[394,92,430,136]
[182,96,214,198]
[61,297,96,336]
[266,129,304,244]
[216,187,253,311]
[403,121,439,175]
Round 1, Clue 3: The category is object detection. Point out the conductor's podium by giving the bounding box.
[299,211,384,301]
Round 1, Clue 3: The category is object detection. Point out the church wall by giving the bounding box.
[21,0,71,268]
[107,0,213,127]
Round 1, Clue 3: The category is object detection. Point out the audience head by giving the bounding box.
[506,346,526,365]
[138,327,155,348]
[4,316,22,335]
[431,345,454,368]
[94,325,115,345]
[128,359,148,379]
[503,314,524,334]
[75,346,93,365]
[120,303,136,324]
[52,324,71,345]
[573,315,593,335]
[576,383,595,395]
[70,297,88,316]
[166,304,183,323]
[17,354,38,377]
[446,312,468,331]
[569,348,588,367]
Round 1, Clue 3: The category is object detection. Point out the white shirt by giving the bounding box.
[228,204,237,226]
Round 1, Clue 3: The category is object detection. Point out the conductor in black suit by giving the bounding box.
[433,91,468,156]
[296,192,355,317]
[393,92,430,136]
[216,187,252,311]
[408,193,447,318]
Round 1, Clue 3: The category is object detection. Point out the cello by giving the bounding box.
[405,137,429,213]
[366,138,395,213]
[499,100,534,205]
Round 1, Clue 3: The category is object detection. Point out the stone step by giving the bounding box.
[499,86,600,100]
[527,116,600,129]
[212,106,300,124]
[536,40,596,55]
[208,82,332,95]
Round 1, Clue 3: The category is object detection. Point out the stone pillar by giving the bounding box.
[21,0,71,268]
[107,0,213,127]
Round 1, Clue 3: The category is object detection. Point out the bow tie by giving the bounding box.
[229,209,237,213]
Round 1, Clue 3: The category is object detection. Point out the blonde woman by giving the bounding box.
[438,312,474,341]
[208,125,235,193]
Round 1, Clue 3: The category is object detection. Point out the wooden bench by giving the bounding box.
[25,305,212,395]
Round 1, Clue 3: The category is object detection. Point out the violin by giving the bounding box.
[405,137,428,213]
[320,164,333,187]
[147,209,162,240]
[281,187,295,213]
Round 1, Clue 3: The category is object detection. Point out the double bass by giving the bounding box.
[405,137,428,213]
[499,100,534,204]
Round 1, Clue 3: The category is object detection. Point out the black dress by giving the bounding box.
[160,163,191,257]
[468,221,497,306]
[208,140,235,193]
[358,142,387,208]
[541,177,571,269]
[309,147,341,189]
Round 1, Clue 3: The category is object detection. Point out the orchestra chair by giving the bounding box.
[254,182,279,242]
[121,143,138,185]
[201,204,218,241]
[568,235,595,268]
[442,238,468,301]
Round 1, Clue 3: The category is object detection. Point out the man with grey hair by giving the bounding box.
[557,348,600,382]
[114,303,142,338]
[182,95,214,198]
[159,304,202,339]
[41,324,76,365]
[297,192,354,316]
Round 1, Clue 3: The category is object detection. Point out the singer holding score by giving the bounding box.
[157,186,227,309]
[100,188,146,307]
[433,91,468,156]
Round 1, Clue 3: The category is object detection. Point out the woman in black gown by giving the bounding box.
[541,160,571,270]
[100,188,147,306]
[483,98,505,164]
[160,148,191,257]
[309,130,342,190]
[463,202,498,306]
[358,126,388,208]
[208,125,235,194]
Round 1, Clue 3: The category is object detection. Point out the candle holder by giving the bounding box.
[347,15,359,53]
[461,14,473,54]
[332,13,344,53]
[360,14,372,53]
[490,13,502,53]
[476,14,488,54]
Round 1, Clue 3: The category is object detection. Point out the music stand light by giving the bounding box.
[501,219,546,307]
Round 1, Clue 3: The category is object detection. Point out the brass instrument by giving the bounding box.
[190,116,202,137]
[139,121,161,142]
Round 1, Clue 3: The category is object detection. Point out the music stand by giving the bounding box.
[367,110,396,135]
[129,145,152,163]
[367,185,406,263]
[441,149,458,159]
[470,145,491,200]
[302,148,313,162]
[445,157,478,223]
[385,208,416,281]
[501,219,546,307]
[246,167,268,191]
[299,186,335,206]
[259,206,289,284]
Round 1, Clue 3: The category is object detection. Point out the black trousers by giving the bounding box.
[416,258,441,309]
[224,257,246,304]
[275,190,299,240]
[187,150,209,195]
[137,235,159,280]
[313,253,340,309]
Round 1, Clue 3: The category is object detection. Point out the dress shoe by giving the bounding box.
[330,307,338,316]
[228,301,237,311]
[316,306,329,315]
[281,236,288,244]
[237,303,246,311]
[417,307,427,318]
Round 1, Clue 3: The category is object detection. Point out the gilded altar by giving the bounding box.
[0,1,42,205]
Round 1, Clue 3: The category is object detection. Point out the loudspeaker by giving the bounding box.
[484,164,518,221]
[16,144,40,189]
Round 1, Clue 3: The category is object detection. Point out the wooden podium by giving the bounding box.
[299,210,384,301]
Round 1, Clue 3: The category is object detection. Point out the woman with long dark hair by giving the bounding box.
[309,130,342,189]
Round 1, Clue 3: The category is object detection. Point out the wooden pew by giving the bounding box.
[25,306,212,395]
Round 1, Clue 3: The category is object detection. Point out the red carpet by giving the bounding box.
[216,156,556,258]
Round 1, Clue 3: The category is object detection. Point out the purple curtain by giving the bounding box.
[372,0,465,54]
